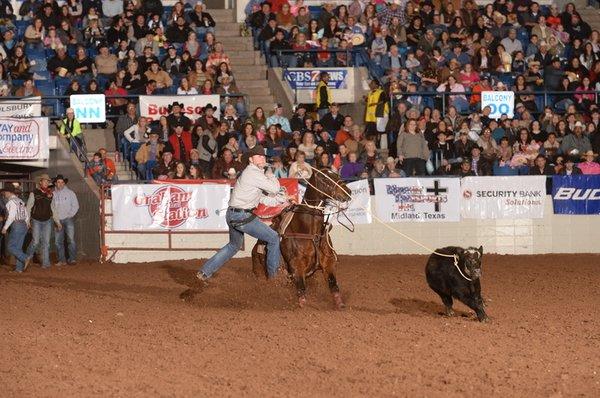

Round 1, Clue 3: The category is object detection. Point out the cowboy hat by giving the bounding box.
[52,174,69,184]
[574,121,584,128]
[493,11,507,24]
[246,145,266,157]
[351,33,365,46]
[168,102,185,112]
[37,173,51,183]
[1,182,21,194]
[203,103,217,111]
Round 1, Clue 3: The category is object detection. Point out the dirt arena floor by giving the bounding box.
[1,253,599,397]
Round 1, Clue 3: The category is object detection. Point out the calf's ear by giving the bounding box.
[478,245,483,257]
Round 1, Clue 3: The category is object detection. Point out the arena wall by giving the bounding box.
[104,198,598,263]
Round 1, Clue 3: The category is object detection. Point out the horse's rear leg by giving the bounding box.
[251,241,268,279]
[322,260,345,310]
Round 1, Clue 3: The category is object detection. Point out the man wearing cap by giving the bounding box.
[136,130,165,180]
[1,184,31,273]
[290,105,307,132]
[197,144,289,282]
[51,175,79,265]
[315,72,332,120]
[561,121,592,159]
[266,103,291,133]
[59,107,86,162]
[26,174,58,269]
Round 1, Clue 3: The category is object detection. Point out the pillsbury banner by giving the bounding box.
[461,176,546,218]
[373,178,461,222]
[552,175,600,214]
[284,68,349,90]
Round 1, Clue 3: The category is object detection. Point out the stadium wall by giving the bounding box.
[103,198,597,263]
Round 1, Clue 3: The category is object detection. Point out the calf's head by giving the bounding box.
[458,246,483,280]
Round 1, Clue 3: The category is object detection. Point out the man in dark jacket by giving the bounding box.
[166,16,192,45]
[319,103,345,136]
[248,2,275,50]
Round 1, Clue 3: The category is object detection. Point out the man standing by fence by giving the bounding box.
[1,184,31,273]
[59,108,87,162]
[315,71,332,120]
[51,175,79,266]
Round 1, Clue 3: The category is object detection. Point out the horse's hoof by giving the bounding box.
[333,293,345,310]
[444,308,455,317]
[298,296,307,308]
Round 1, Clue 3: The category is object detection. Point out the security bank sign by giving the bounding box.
[70,94,106,123]
[284,69,348,90]
[481,91,514,119]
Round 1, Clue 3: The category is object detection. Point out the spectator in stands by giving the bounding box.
[289,150,312,179]
[124,116,149,149]
[578,150,600,174]
[24,17,44,49]
[217,74,246,116]
[340,151,366,180]
[153,150,176,180]
[456,159,475,177]
[135,130,164,180]
[212,148,243,179]
[529,155,555,176]
[51,174,79,266]
[559,158,583,175]
[144,60,173,92]
[396,118,429,176]
[15,77,41,97]
[315,72,332,120]
[170,161,189,179]
[26,174,56,269]
[561,121,592,159]
[364,80,388,140]
[48,46,76,78]
[169,123,193,163]
[166,101,192,132]
[266,103,291,133]
[320,103,344,136]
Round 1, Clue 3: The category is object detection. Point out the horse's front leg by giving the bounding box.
[251,240,268,279]
[322,239,344,310]
[295,273,307,308]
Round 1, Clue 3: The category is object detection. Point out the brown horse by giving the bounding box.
[252,168,352,309]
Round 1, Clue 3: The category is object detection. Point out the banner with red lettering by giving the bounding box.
[0,117,49,160]
[111,183,230,230]
[139,94,221,121]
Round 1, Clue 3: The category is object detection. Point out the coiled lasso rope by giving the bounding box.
[300,165,472,281]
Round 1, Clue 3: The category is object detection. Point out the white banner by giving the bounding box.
[461,176,546,219]
[111,183,230,230]
[481,91,515,119]
[0,117,49,160]
[0,96,41,117]
[325,179,372,225]
[70,94,106,122]
[139,95,221,121]
[374,178,461,222]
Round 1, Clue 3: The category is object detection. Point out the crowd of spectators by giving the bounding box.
[241,0,600,178]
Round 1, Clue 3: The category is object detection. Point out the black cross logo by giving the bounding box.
[426,180,447,212]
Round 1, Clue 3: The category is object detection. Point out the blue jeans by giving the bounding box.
[27,219,52,268]
[200,208,281,278]
[7,221,29,272]
[55,217,76,263]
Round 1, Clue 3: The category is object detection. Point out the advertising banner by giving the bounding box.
[325,179,372,225]
[0,96,41,117]
[481,91,515,119]
[373,178,461,222]
[552,175,600,214]
[70,94,106,122]
[0,117,49,160]
[139,94,221,121]
[284,68,349,90]
[111,183,230,230]
[461,176,546,218]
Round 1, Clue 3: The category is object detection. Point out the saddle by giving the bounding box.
[254,205,295,255]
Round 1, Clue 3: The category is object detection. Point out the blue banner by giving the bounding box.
[283,69,348,90]
[552,175,600,214]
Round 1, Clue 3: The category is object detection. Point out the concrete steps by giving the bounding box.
[213,8,277,113]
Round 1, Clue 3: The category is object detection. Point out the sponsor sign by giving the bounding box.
[481,91,515,119]
[284,68,348,90]
[325,179,372,225]
[70,94,106,122]
[139,95,221,121]
[0,117,49,160]
[111,183,230,230]
[461,176,546,218]
[374,178,461,222]
[0,96,41,117]
[552,175,600,214]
